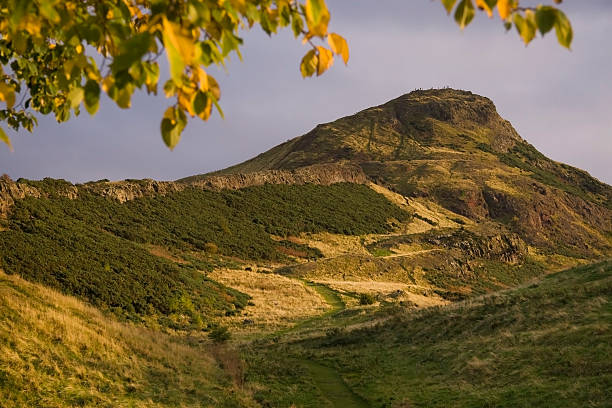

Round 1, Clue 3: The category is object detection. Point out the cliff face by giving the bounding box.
[182,163,367,189]
[0,164,367,217]
[0,175,41,218]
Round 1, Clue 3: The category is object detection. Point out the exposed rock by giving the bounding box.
[84,179,184,203]
[0,163,367,216]
[0,175,41,218]
[188,163,367,190]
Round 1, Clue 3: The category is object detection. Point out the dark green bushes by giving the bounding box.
[359,293,376,305]
[0,182,407,327]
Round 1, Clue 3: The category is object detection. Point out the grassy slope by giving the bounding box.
[244,260,612,408]
[0,183,407,327]
[0,271,256,408]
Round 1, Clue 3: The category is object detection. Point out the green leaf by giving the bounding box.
[68,86,84,109]
[161,106,186,150]
[111,33,153,74]
[193,91,208,116]
[291,12,304,37]
[84,80,100,115]
[300,49,318,78]
[454,0,475,30]
[0,126,12,150]
[514,10,536,44]
[441,0,458,14]
[39,0,60,23]
[554,9,573,49]
[115,86,132,109]
[221,32,242,57]
[535,6,556,35]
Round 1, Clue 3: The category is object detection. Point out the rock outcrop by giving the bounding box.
[0,175,41,218]
[0,164,367,216]
[187,163,367,190]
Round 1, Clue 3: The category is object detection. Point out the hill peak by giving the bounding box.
[199,89,611,255]
[215,88,523,174]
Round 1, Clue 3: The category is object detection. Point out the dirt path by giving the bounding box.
[301,360,370,408]
[381,248,442,259]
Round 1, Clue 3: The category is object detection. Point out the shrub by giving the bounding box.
[204,242,218,254]
[209,326,231,343]
[359,293,376,305]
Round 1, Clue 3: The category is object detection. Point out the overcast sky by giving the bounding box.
[1,1,610,184]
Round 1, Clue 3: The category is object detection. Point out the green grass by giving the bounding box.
[300,360,370,408]
[497,142,611,208]
[244,260,612,407]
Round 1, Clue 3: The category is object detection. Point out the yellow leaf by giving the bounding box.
[475,0,493,17]
[304,0,329,37]
[0,127,12,151]
[316,46,333,76]
[197,67,209,92]
[178,90,195,116]
[327,33,349,65]
[101,76,114,93]
[497,0,512,20]
[300,49,318,78]
[0,82,15,109]
[207,74,221,100]
[162,17,194,81]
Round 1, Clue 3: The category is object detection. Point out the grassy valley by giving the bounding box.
[244,261,612,407]
[1,89,610,407]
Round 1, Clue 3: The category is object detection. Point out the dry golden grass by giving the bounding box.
[300,232,370,258]
[407,197,472,229]
[208,268,328,331]
[0,270,256,408]
[313,279,449,308]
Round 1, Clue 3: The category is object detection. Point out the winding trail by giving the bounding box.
[298,283,371,407]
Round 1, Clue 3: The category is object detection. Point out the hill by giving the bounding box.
[245,260,612,407]
[0,270,257,407]
[204,89,612,257]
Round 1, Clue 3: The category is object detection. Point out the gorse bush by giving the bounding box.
[209,325,232,343]
[359,293,376,305]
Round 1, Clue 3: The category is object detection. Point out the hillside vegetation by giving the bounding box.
[0,270,257,408]
[0,182,408,327]
[1,89,610,407]
[245,260,612,407]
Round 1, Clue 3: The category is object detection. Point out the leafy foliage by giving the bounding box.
[358,293,376,305]
[0,0,572,149]
[0,0,349,149]
[443,0,573,48]
[208,325,232,343]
